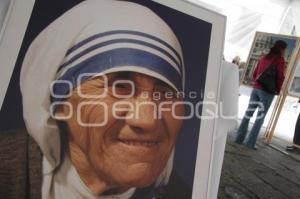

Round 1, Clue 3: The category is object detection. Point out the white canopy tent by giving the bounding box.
[192,0,298,61]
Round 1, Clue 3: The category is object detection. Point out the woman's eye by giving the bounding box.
[115,83,128,89]
[155,85,176,100]
[155,85,172,94]
[111,80,135,98]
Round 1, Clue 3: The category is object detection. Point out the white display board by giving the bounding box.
[0,0,35,108]
[155,1,226,198]
[0,1,226,198]
[0,0,13,41]
[208,61,239,199]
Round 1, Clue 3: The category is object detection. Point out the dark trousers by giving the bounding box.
[293,112,300,146]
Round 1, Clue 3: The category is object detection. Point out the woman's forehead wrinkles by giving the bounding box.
[78,72,175,94]
[108,72,159,85]
[120,72,172,91]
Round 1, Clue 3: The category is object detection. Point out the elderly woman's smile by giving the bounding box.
[56,72,184,194]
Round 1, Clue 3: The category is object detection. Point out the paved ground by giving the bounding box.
[218,132,300,199]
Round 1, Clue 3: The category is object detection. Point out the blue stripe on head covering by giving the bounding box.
[65,30,183,71]
[58,38,182,74]
[51,48,182,102]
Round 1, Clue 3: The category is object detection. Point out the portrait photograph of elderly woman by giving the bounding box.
[0,0,215,198]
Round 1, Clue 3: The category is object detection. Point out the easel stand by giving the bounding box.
[264,44,300,143]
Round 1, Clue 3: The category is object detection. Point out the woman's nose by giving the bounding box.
[125,93,158,132]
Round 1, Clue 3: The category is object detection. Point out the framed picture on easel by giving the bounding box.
[241,32,299,87]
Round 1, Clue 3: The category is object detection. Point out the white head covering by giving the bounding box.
[20,0,184,198]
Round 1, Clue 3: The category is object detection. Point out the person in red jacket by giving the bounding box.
[235,40,287,149]
[252,53,285,94]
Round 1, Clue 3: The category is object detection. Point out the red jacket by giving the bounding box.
[252,55,285,93]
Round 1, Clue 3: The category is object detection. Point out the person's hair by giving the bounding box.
[265,40,287,59]
[232,56,241,66]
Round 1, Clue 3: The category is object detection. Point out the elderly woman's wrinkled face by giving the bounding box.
[58,72,184,191]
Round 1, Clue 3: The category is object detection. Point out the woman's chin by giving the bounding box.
[115,164,162,188]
